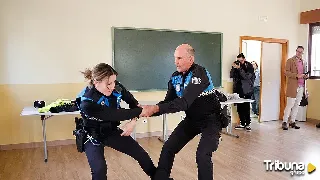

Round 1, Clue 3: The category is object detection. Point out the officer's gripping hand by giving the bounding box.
[139,105,159,117]
[121,119,137,136]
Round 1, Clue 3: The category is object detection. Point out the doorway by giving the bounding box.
[239,36,288,123]
[242,40,262,122]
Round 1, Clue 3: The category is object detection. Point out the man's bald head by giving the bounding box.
[176,44,195,57]
[174,44,195,73]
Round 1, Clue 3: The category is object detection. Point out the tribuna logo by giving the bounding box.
[264,160,305,176]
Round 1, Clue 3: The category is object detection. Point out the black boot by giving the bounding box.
[316,123,320,128]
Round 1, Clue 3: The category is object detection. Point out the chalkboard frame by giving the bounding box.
[111,26,223,92]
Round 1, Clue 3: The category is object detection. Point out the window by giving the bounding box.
[308,22,320,78]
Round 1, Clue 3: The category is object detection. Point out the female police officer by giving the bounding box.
[76,63,156,180]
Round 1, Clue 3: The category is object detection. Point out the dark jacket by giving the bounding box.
[156,63,221,121]
[77,81,142,138]
[230,61,255,96]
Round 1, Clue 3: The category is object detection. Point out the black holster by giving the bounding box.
[73,129,87,153]
[73,117,88,153]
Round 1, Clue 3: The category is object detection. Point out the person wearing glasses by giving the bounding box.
[282,46,308,130]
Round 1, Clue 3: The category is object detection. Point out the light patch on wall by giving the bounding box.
[242,40,262,67]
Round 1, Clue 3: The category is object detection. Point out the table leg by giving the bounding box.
[41,115,48,162]
[221,104,239,138]
[158,114,168,143]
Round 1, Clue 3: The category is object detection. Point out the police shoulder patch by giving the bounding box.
[191,77,201,84]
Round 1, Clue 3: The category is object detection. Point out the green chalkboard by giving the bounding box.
[112,27,222,91]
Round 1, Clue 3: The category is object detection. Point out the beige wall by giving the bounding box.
[0,0,301,145]
[298,0,320,120]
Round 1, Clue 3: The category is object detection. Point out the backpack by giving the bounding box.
[214,90,231,128]
[299,91,308,106]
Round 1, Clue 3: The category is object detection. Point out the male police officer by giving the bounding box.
[140,44,222,180]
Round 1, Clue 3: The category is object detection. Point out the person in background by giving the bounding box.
[230,53,255,132]
[282,46,308,130]
[251,61,260,117]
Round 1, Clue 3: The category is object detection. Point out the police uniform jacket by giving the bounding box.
[156,63,221,121]
[77,81,142,138]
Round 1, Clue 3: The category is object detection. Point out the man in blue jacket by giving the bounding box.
[140,44,223,180]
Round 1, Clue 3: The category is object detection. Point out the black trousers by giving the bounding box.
[154,114,222,180]
[237,93,252,126]
[84,128,156,180]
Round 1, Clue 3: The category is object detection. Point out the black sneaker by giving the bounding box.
[282,122,288,130]
[289,122,300,129]
[316,123,320,128]
[245,126,251,132]
[234,125,245,130]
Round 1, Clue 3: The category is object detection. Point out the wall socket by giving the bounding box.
[258,15,268,22]
[142,119,148,124]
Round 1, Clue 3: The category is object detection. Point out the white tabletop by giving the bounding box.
[21,107,80,116]
[220,98,254,105]
[20,101,159,116]
[21,99,251,117]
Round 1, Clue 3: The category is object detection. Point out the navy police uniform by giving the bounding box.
[154,63,222,180]
[77,81,156,180]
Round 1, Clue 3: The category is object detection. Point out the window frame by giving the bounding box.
[308,22,320,79]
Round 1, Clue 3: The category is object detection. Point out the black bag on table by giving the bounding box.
[214,90,231,128]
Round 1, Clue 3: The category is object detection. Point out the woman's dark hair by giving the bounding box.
[81,63,118,87]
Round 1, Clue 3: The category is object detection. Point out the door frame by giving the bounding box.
[239,36,288,122]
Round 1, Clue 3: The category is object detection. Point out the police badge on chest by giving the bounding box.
[175,84,181,92]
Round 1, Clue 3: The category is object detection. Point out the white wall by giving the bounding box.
[0,0,301,85]
[299,0,320,12]
[298,0,320,53]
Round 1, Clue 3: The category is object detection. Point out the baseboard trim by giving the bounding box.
[306,118,320,124]
[0,131,172,151]
[0,139,76,151]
